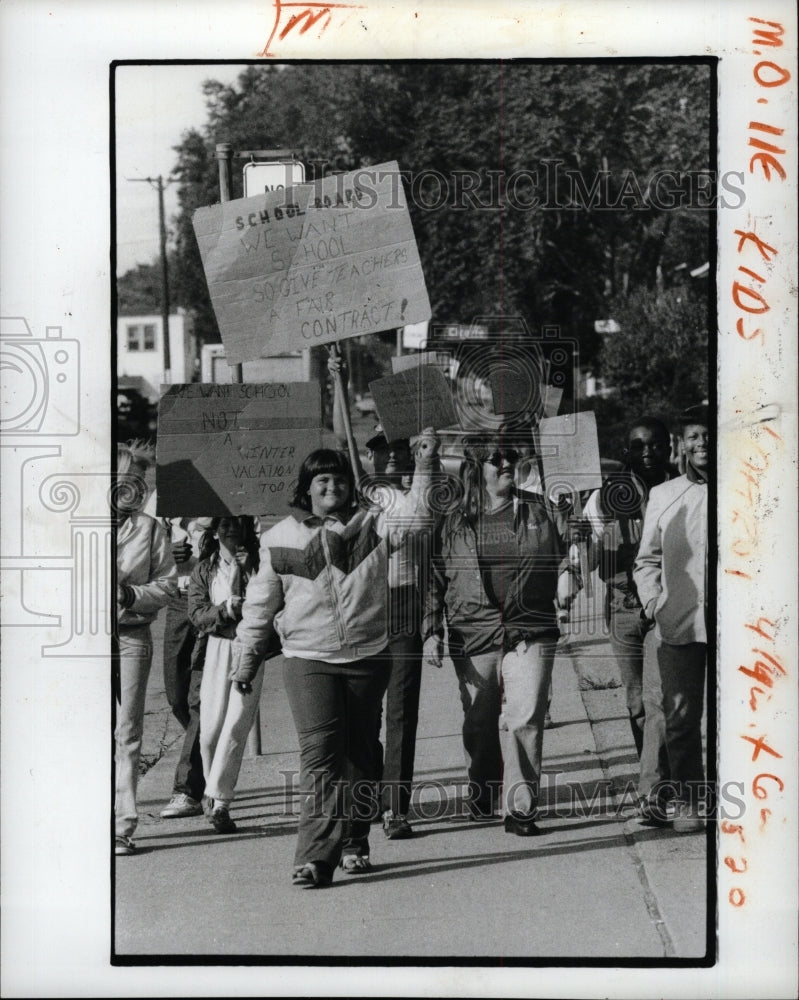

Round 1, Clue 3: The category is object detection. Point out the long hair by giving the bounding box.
[290,448,355,513]
[198,515,260,572]
[441,433,506,545]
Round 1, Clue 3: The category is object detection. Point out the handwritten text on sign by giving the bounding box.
[538,411,603,497]
[155,383,321,516]
[192,162,432,365]
[369,366,458,444]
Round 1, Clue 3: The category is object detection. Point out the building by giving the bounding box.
[117,310,198,402]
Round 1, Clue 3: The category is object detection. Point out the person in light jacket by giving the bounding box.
[115,442,178,856]
[230,438,438,889]
[633,404,709,832]
[422,432,580,835]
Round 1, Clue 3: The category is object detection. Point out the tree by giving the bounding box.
[165,61,712,389]
[597,283,709,430]
[117,261,165,315]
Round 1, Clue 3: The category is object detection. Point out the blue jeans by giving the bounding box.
[451,650,503,811]
[377,585,423,816]
[163,603,204,800]
[499,638,557,816]
[656,636,707,806]
[115,624,153,839]
[638,627,671,803]
[606,604,647,757]
[283,653,391,869]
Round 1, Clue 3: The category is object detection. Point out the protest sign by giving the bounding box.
[537,410,603,496]
[391,351,452,378]
[489,367,542,415]
[155,382,321,516]
[543,385,564,417]
[369,366,458,444]
[192,161,432,365]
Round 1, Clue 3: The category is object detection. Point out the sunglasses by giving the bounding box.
[485,449,519,468]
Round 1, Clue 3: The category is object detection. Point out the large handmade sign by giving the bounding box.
[155,383,321,516]
[369,366,458,444]
[192,161,432,365]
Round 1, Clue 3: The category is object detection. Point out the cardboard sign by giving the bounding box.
[489,367,543,415]
[391,351,452,378]
[542,384,564,418]
[155,383,321,516]
[538,410,603,497]
[369,366,458,444]
[192,161,432,365]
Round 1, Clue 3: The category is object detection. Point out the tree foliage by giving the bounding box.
[598,282,709,428]
[122,61,712,430]
[117,261,167,315]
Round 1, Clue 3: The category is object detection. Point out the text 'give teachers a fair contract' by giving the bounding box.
[192,162,432,365]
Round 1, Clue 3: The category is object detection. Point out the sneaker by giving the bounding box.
[383,811,413,840]
[503,812,541,837]
[201,794,214,818]
[340,853,371,873]
[210,805,237,834]
[115,836,135,856]
[160,793,203,819]
[633,797,671,828]
[672,802,705,833]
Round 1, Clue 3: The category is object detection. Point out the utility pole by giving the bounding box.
[128,175,173,382]
[215,144,242,382]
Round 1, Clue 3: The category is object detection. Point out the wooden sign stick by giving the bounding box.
[571,490,593,599]
[328,343,365,483]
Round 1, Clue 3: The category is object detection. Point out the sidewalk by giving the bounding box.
[116,593,709,961]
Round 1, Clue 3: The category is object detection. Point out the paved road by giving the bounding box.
[117,591,709,961]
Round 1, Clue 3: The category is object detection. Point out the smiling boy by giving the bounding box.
[634,404,710,832]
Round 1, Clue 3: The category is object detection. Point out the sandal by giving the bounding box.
[339,853,371,873]
[292,862,333,889]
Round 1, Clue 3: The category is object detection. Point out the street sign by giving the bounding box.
[243,160,306,197]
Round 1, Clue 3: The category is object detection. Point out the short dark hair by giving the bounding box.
[628,415,671,445]
[678,403,710,431]
[200,515,260,568]
[290,448,355,512]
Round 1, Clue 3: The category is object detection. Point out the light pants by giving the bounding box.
[115,624,153,839]
[453,637,557,817]
[638,628,672,804]
[200,654,265,807]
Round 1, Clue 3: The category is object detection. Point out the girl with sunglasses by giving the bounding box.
[422,433,579,835]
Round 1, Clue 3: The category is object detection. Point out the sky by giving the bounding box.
[115,63,243,276]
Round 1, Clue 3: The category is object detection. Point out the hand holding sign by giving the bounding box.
[538,411,603,597]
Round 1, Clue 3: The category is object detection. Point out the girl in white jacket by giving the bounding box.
[115,442,178,856]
